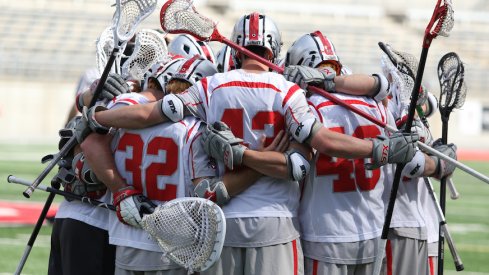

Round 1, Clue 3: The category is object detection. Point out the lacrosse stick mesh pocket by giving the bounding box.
[160,0,216,39]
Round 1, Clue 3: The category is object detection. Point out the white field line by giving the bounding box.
[0,234,50,248]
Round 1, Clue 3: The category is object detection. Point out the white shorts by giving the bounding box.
[201,238,304,275]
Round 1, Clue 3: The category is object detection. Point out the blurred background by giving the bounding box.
[0,0,489,148]
[0,0,488,274]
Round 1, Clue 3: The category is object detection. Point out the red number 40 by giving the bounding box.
[316,125,381,192]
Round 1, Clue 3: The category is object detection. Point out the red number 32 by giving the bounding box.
[116,133,178,201]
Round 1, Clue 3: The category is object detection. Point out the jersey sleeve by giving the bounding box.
[282,85,319,141]
[185,122,217,181]
[175,79,208,122]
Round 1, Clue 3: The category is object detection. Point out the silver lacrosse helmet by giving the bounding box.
[216,45,237,73]
[169,55,218,86]
[154,56,187,93]
[230,12,282,64]
[168,34,217,65]
[285,30,342,75]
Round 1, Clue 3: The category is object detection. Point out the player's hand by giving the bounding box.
[113,186,156,228]
[400,118,433,146]
[428,139,457,180]
[98,73,130,101]
[366,131,419,170]
[283,65,336,91]
[74,106,111,143]
[257,130,290,152]
[202,121,247,170]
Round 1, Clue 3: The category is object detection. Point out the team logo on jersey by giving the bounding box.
[168,100,178,114]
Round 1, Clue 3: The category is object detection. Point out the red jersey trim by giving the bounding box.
[283,84,301,108]
[212,81,282,93]
[114,98,139,106]
[201,78,209,106]
[316,99,377,110]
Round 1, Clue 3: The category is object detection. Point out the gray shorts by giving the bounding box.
[304,256,379,275]
[383,233,429,275]
[114,267,188,275]
[201,238,304,275]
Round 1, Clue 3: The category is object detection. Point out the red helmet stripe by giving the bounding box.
[249,12,260,41]
[200,44,213,63]
[312,30,334,56]
[179,55,200,74]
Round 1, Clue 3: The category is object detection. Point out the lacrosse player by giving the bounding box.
[283,31,391,275]
[81,56,219,275]
[66,67,100,124]
[168,34,217,65]
[380,56,457,275]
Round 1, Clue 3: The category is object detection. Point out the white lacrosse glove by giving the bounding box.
[202,121,247,170]
[400,118,433,146]
[366,131,419,170]
[113,186,157,228]
[428,139,457,180]
[194,178,230,206]
[283,65,336,91]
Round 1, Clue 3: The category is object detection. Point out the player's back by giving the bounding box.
[200,69,307,218]
[300,93,387,242]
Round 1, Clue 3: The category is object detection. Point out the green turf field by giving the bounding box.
[0,144,488,274]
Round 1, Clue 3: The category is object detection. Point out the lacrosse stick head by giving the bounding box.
[425,0,454,45]
[379,42,419,114]
[160,0,218,41]
[96,26,115,75]
[141,197,226,273]
[114,0,158,44]
[121,29,169,81]
[437,52,466,114]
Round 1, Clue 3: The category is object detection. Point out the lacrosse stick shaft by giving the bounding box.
[22,137,78,198]
[10,175,115,211]
[438,114,451,274]
[15,178,60,275]
[89,48,120,107]
[424,177,464,271]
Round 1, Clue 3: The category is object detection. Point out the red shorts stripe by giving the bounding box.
[428,256,435,275]
[292,239,298,275]
[312,259,318,275]
[386,240,393,275]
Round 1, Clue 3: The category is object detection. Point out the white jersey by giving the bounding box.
[419,180,440,244]
[177,69,316,218]
[384,105,427,233]
[300,93,388,243]
[107,93,202,252]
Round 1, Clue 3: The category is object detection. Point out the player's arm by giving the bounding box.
[283,65,390,101]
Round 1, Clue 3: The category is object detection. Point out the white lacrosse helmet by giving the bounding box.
[170,55,218,86]
[168,34,217,65]
[285,30,342,75]
[230,12,282,63]
[153,56,187,93]
[216,45,237,72]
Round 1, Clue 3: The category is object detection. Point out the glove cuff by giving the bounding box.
[113,186,141,206]
[86,106,111,134]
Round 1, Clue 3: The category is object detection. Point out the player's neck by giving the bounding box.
[241,58,269,73]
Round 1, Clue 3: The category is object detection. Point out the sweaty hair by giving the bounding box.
[165,79,192,94]
[241,46,272,60]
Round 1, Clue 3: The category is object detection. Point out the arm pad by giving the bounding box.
[284,149,310,181]
[290,117,322,144]
[160,94,184,122]
[371,74,390,102]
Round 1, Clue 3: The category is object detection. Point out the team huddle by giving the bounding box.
[48,10,457,275]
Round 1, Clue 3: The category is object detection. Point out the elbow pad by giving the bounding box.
[284,149,310,181]
[160,94,184,122]
[290,117,322,144]
[371,74,390,102]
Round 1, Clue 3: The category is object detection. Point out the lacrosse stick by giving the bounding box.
[374,1,454,274]
[121,29,169,81]
[22,0,157,198]
[9,175,226,273]
[380,42,460,200]
[437,52,466,274]
[423,177,464,271]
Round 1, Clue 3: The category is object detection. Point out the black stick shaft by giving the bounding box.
[381,46,429,240]
[15,179,60,275]
[89,47,119,107]
[438,115,450,275]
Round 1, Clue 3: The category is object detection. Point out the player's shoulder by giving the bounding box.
[107,93,149,109]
